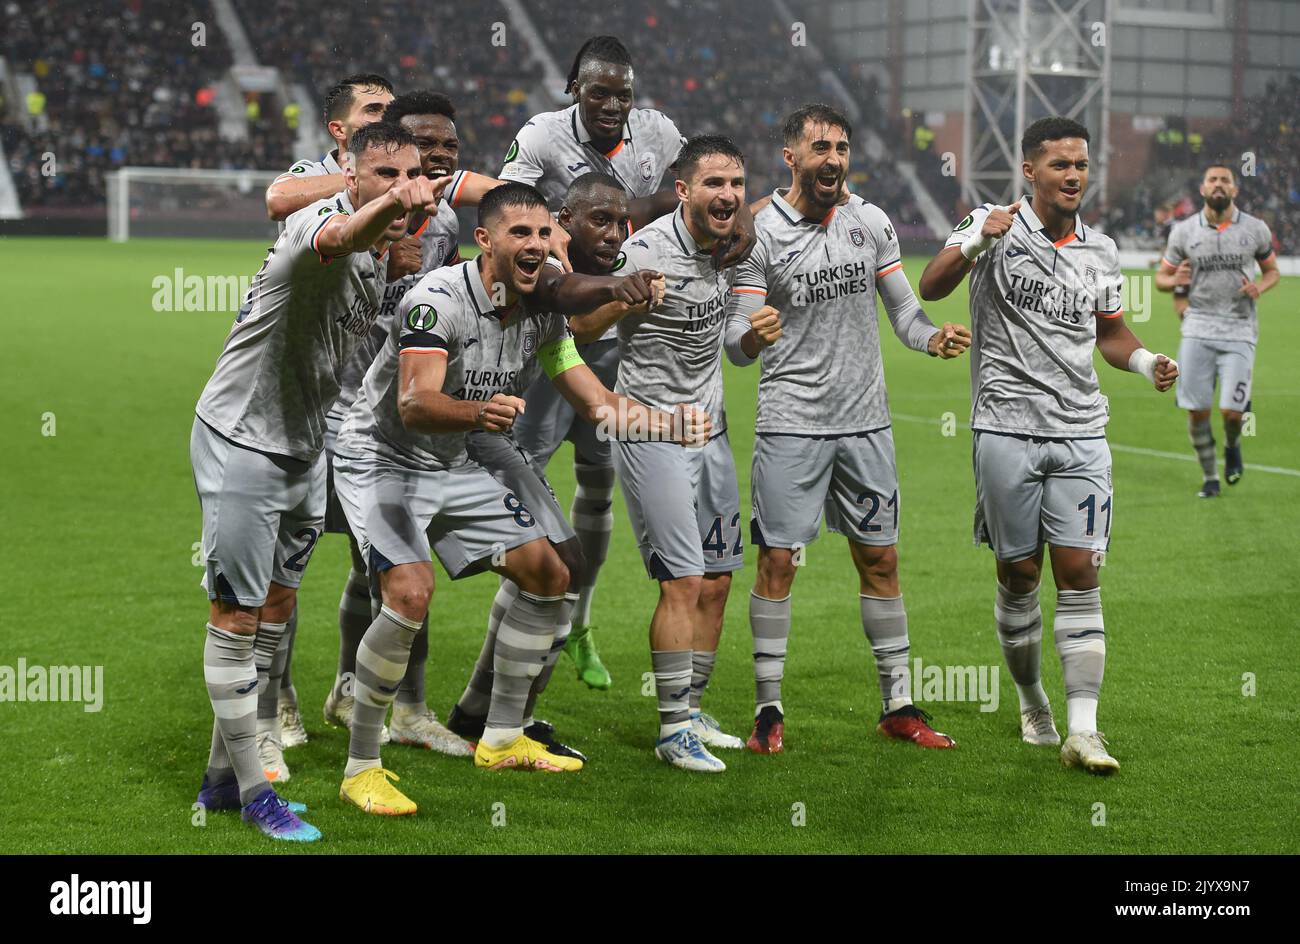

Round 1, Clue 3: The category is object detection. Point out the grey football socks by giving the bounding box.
[459,579,518,717]
[522,592,578,726]
[995,583,1049,711]
[1189,416,1218,482]
[860,594,912,712]
[482,590,562,748]
[1054,588,1106,735]
[652,649,693,738]
[253,620,288,736]
[571,460,614,627]
[750,591,790,714]
[203,624,266,805]
[395,617,429,708]
[346,605,421,775]
[334,566,371,699]
[689,650,716,712]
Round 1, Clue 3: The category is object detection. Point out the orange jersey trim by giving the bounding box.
[450,173,471,208]
[605,140,625,160]
[732,287,767,296]
[1159,257,1178,270]
[877,262,904,277]
[1098,308,1125,319]
[399,347,448,356]
[1053,233,1078,249]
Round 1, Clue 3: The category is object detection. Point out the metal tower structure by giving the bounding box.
[962,0,1113,209]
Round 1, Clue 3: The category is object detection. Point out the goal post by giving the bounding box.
[106,167,282,241]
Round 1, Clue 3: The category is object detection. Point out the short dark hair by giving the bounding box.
[1204,163,1236,181]
[348,122,416,162]
[564,172,625,209]
[1021,116,1090,159]
[323,73,393,124]
[783,103,853,148]
[385,90,456,126]
[674,134,745,182]
[478,182,550,229]
[565,35,633,94]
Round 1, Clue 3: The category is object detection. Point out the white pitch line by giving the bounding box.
[890,412,1300,478]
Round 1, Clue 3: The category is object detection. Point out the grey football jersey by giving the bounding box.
[728,190,936,435]
[1162,208,1274,343]
[327,171,471,432]
[196,190,384,461]
[273,150,344,234]
[945,199,1123,438]
[499,104,684,208]
[343,259,569,471]
[617,207,730,435]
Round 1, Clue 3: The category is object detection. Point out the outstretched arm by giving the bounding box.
[551,360,709,445]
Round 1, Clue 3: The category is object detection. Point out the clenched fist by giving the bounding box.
[387,234,423,280]
[476,393,526,432]
[961,201,1021,261]
[749,304,782,349]
[927,322,972,359]
[614,269,665,311]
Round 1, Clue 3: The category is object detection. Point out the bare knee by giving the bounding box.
[1188,409,1211,425]
[553,538,586,593]
[209,600,259,635]
[853,543,899,596]
[1221,409,1244,425]
[755,548,796,598]
[699,572,731,610]
[998,556,1042,594]
[1049,546,1100,592]
[506,541,570,597]
[380,564,433,621]
[659,574,703,607]
[260,582,297,624]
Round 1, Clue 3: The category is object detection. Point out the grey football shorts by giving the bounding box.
[512,338,619,468]
[336,453,543,580]
[1175,336,1255,412]
[613,431,743,580]
[751,426,900,549]
[190,417,326,607]
[972,430,1112,562]
[468,431,576,546]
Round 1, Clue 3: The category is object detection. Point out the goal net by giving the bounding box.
[106,167,281,241]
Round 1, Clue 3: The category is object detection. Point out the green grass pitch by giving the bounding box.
[1,237,1296,854]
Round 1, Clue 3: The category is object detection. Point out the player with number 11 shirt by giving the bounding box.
[919,116,1179,775]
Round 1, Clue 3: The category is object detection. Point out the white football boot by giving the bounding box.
[323,688,390,744]
[277,688,308,748]
[256,729,290,782]
[1020,704,1061,746]
[690,711,745,749]
[1060,731,1120,774]
[390,704,474,757]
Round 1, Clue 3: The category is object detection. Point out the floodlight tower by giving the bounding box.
[962,0,1113,209]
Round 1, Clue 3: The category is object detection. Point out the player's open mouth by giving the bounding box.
[1061,187,1080,198]
[596,115,622,132]
[516,257,542,277]
[816,171,841,192]
[709,204,736,223]
[593,247,618,264]
[427,163,451,177]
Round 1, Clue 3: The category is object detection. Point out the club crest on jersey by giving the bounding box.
[504,140,519,164]
[611,252,627,272]
[1084,265,1097,286]
[849,227,865,247]
[640,154,656,181]
[408,304,437,331]
[522,330,538,357]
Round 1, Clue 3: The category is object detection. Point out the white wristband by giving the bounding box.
[1128,348,1157,383]
[960,232,994,261]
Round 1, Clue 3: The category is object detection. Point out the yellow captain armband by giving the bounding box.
[539,337,584,379]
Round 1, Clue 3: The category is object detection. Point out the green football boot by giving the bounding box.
[563,625,611,690]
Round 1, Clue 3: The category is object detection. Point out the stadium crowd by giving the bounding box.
[1,0,293,208]
[1106,75,1298,252]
